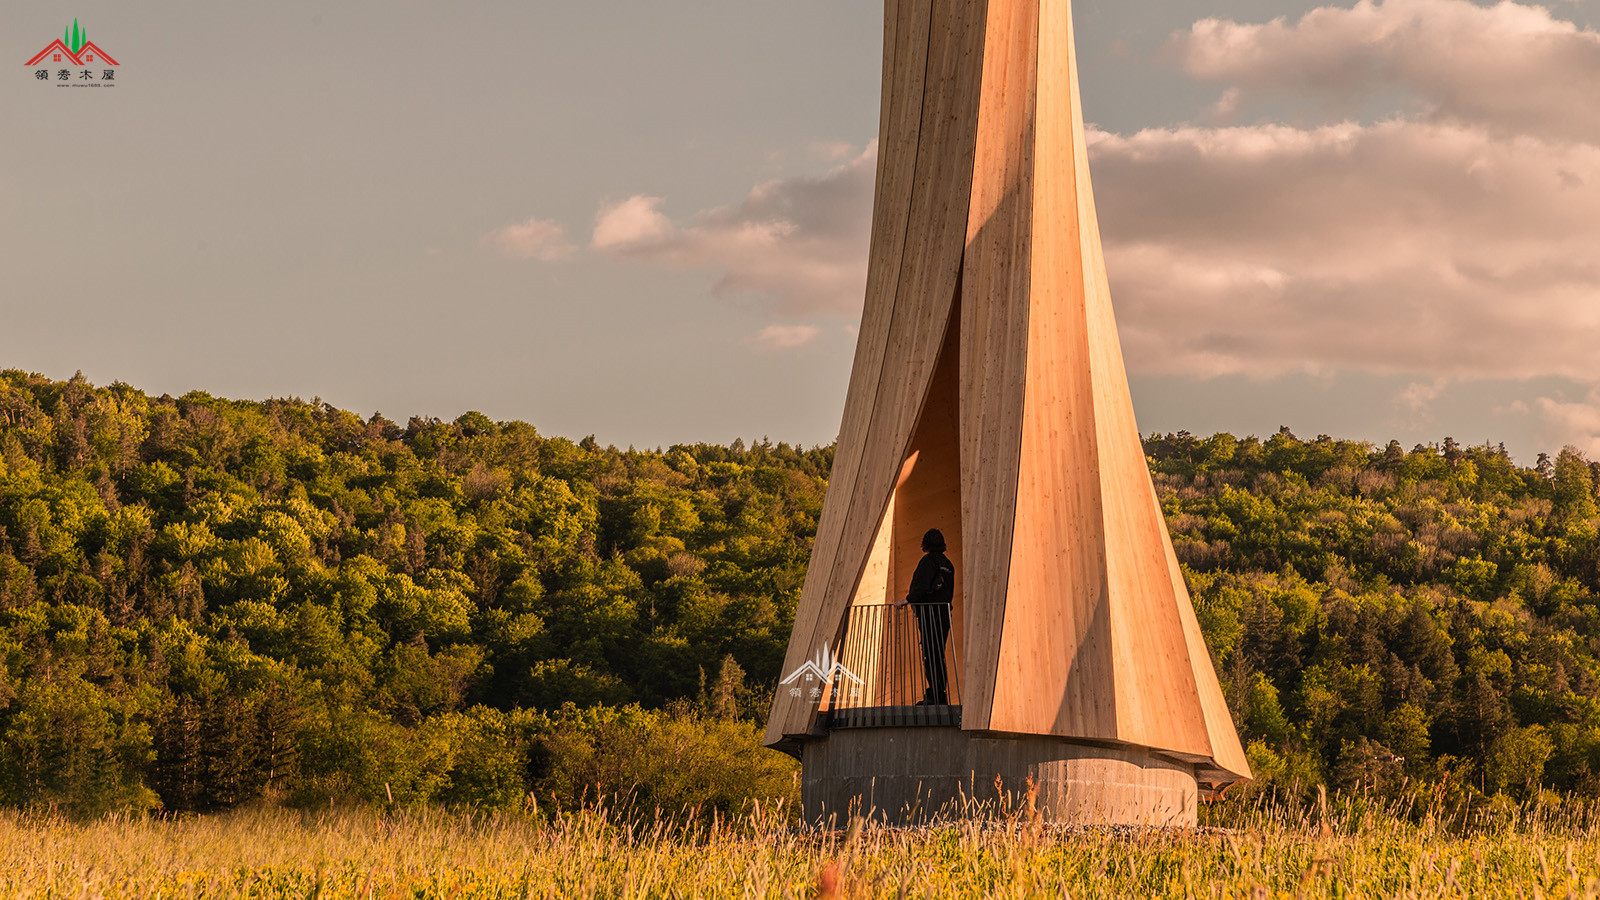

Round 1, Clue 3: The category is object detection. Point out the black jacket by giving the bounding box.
[905,551,955,606]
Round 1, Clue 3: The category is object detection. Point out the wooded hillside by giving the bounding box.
[1,370,1597,814]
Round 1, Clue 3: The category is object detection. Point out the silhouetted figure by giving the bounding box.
[899,528,954,705]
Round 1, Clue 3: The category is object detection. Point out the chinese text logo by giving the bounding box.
[26,19,119,85]
[780,643,863,705]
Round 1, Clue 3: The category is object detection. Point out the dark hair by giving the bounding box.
[922,528,946,553]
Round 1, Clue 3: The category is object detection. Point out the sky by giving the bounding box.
[4,0,1599,463]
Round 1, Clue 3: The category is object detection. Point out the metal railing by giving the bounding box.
[825,602,960,727]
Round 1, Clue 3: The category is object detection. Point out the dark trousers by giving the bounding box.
[913,603,951,704]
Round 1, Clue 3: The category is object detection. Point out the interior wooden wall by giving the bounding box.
[763,0,1251,787]
[822,491,897,712]
[823,296,967,711]
[889,305,965,704]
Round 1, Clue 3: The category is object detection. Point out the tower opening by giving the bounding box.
[827,294,965,720]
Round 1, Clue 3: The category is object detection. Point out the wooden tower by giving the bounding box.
[763,0,1251,825]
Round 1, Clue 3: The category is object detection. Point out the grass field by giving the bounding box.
[6,798,1600,899]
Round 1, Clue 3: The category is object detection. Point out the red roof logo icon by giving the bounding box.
[25,20,118,67]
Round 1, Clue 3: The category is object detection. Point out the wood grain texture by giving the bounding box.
[809,0,985,682]
[764,0,936,744]
[1054,0,1210,755]
[767,0,988,744]
[821,491,897,713]
[958,0,1038,731]
[984,0,1115,741]
[766,0,1250,788]
[891,305,966,702]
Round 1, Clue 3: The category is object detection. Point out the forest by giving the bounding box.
[1,369,1598,817]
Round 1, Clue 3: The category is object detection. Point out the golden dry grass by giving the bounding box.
[5,800,1600,898]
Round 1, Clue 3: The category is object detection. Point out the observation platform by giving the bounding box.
[798,603,1199,827]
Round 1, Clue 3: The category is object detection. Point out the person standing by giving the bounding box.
[897,528,954,705]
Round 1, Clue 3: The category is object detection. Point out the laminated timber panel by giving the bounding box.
[1048,0,1209,753]
[982,0,1116,739]
[766,0,1250,788]
[765,0,930,744]
[1050,25,1245,770]
[975,0,1247,780]
[1053,0,1227,768]
[856,491,897,619]
[957,0,1038,731]
[765,0,987,744]
[1079,58,1209,758]
[826,0,984,664]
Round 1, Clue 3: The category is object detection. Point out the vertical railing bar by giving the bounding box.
[903,603,911,707]
[866,605,873,710]
[872,607,881,708]
[877,606,884,708]
[851,602,864,707]
[890,605,896,708]
[885,605,892,708]
[915,605,928,704]
[848,607,856,710]
[820,604,965,714]
[922,602,929,706]
[912,602,919,707]
[852,606,860,711]
[846,607,855,710]
[917,603,925,705]
[892,605,900,707]
[873,608,881,708]
[910,603,919,706]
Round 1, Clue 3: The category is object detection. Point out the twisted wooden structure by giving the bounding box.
[763,0,1251,823]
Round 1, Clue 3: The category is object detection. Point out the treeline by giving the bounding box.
[1150,429,1600,805]
[1,370,1599,817]
[0,371,813,815]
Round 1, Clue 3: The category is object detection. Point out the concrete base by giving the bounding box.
[801,726,1197,827]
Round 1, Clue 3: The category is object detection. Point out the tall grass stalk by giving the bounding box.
[6,796,1600,897]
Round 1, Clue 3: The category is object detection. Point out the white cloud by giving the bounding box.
[1530,388,1600,457]
[489,216,576,261]
[590,145,876,317]
[579,2,1600,385]
[1090,120,1600,380]
[745,324,822,350]
[1393,378,1448,425]
[1095,1,1600,382]
[809,141,859,162]
[592,195,673,250]
[1170,0,1600,143]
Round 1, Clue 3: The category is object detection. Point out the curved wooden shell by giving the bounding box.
[764,0,1251,790]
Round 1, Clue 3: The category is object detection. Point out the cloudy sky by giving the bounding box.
[5,0,1599,461]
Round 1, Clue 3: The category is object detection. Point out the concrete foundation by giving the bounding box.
[801,726,1198,827]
